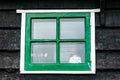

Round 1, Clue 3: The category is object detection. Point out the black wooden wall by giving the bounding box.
[0,0,120,80]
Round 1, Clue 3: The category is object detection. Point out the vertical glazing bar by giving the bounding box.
[56,17,60,64]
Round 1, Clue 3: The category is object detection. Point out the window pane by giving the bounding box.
[60,18,85,39]
[60,42,85,63]
[32,19,56,39]
[32,43,56,63]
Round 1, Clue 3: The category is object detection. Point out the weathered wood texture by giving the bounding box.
[0,70,120,80]
[96,28,120,50]
[0,51,19,69]
[0,11,21,28]
[0,0,99,10]
[96,10,120,27]
[0,28,120,50]
[105,0,120,9]
[105,10,120,27]
[0,0,119,10]
[96,50,120,69]
[95,13,101,26]
[0,29,20,50]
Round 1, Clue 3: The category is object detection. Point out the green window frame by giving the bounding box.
[25,12,91,71]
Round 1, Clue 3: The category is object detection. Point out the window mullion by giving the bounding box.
[56,17,60,64]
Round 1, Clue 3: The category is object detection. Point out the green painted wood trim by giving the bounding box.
[56,17,60,64]
[30,39,57,42]
[25,14,31,70]
[30,39,86,42]
[27,12,89,18]
[26,63,90,71]
[85,14,91,63]
[25,12,91,71]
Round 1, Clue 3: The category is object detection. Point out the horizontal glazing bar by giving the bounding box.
[59,39,86,42]
[30,39,57,42]
[30,39,86,42]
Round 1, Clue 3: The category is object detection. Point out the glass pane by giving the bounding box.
[32,19,56,39]
[60,18,85,39]
[31,43,56,63]
[60,42,85,63]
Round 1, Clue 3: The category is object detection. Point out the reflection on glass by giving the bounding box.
[32,19,56,39]
[60,18,85,39]
[32,43,56,63]
[60,42,85,63]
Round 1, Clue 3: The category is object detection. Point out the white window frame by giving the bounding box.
[17,9,100,74]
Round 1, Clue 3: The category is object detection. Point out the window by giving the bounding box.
[17,9,100,74]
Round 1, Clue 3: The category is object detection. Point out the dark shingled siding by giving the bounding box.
[0,0,120,80]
